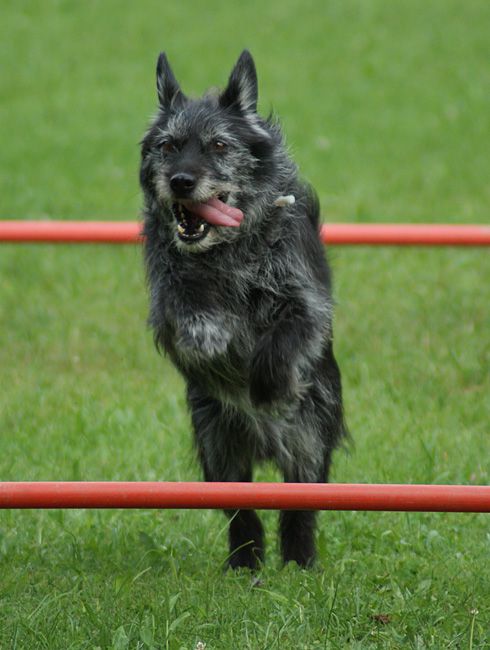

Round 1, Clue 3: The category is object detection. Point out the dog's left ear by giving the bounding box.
[220,50,258,114]
[156,52,186,110]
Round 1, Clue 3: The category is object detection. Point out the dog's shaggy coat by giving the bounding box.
[140,50,346,568]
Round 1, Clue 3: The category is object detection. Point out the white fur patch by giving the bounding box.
[176,313,233,359]
[273,195,296,207]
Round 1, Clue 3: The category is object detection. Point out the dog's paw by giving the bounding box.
[249,342,298,409]
[177,315,232,359]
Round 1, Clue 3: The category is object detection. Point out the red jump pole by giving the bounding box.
[319,223,490,246]
[1,482,489,512]
[0,220,142,244]
[0,221,489,246]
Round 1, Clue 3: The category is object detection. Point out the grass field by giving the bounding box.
[1,1,489,648]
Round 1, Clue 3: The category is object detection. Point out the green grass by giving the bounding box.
[1,1,489,648]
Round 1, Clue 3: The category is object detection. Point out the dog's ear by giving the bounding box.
[156,52,186,110]
[220,50,258,114]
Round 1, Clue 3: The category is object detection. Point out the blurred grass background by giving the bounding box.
[2,0,490,222]
[0,1,489,648]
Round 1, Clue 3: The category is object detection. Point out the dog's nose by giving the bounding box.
[170,173,196,196]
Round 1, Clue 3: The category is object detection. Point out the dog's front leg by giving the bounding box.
[176,312,234,359]
[250,294,327,407]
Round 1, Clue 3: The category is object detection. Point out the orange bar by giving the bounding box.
[0,221,489,246]
[319,223,490,246]
[0,220,143,243]
[0,482,489,512]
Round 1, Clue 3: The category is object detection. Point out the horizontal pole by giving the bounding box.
[0,221,489,246]
[0,220,142,244]
[0,482,489,512]
[319,223,490,246]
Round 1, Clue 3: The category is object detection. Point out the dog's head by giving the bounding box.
[140,50,279,252]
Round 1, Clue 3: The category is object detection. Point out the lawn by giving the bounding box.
[1,1,489,648]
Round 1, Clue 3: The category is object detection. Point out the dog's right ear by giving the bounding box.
[220,50,258,114]
[156,52,186,110]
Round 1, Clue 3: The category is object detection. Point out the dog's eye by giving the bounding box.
[162,141,178,154]
[212,140,227,152]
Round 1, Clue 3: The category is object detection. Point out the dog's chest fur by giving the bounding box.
[155,233,284,396]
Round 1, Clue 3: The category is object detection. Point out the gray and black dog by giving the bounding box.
[140,50,347,568]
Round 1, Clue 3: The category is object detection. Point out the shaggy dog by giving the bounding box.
[140,50,346,568]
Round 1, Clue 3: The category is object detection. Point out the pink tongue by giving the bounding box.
[183,197,244,227]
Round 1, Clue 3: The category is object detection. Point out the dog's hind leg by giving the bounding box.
[208,454,264,571]
[188,387,264,570]
[279,508,317,567]
[224,484,265,571]
[280,342,346,567]
[279,451,332,568]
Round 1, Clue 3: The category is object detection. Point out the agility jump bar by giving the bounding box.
[1,482,489,512]
[0,221,489,246]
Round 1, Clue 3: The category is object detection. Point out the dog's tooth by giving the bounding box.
[197,223,205,233]
[177,223,186,235]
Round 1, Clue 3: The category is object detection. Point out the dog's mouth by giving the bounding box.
[172,193,244,243]
[173,202,212,242]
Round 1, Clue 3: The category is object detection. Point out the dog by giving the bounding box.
[140,50,346,568]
